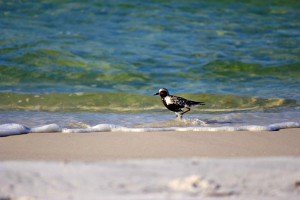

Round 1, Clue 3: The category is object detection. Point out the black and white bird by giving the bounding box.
[154,88,205,119]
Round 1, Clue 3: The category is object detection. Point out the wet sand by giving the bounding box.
[0,128,299,161]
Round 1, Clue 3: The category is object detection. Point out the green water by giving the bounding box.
[1,1,300,129]
[0,92,297,113]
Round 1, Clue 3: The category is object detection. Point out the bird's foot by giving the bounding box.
[175,113,183,120]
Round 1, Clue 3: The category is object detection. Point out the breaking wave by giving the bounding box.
[0,92,298,113]
[1,121,300,137]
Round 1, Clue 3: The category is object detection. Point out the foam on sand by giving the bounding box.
[0,123,29,137]
[0,121,300,136]
[0,123,62,137]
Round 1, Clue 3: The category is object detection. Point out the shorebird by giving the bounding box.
[154,88,205,119]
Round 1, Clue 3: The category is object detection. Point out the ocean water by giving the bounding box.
[0,0,300,135]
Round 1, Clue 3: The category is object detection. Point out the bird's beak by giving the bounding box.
[154,92,159,96]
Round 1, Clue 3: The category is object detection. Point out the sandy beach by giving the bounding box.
[1,129,300,200]
[0,128,299,161]
[1,0,300,199]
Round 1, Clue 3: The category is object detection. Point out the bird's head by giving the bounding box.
[154,88,169,98]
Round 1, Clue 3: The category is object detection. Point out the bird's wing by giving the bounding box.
[171,96,205,107]
[169,95,188,107]
[186,100,205,107]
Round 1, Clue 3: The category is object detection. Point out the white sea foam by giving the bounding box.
[269,122,300,130]
[62,124,119,133]
[30,123,62,133]
[0,123,29,137]
[0,122,299,136]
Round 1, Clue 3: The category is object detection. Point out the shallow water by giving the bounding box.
[1,110,300,136]
[0,109,299,129]
[1,1,300,133]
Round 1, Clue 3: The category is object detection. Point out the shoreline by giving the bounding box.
[0,128,299,161]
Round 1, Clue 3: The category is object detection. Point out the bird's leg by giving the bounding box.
[175,113,183,120]
[181,107,190,115]
[175,107,190,120]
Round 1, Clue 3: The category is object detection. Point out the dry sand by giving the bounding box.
[0,128,299,161]
[1,129,300,200]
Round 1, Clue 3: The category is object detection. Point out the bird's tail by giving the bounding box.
[187,101,205,107]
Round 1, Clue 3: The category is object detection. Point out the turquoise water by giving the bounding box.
[0,1,300,130]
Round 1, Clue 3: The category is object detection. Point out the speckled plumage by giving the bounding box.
[154,88,205,119]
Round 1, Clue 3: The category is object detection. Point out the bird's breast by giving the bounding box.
[164,96,173,105]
